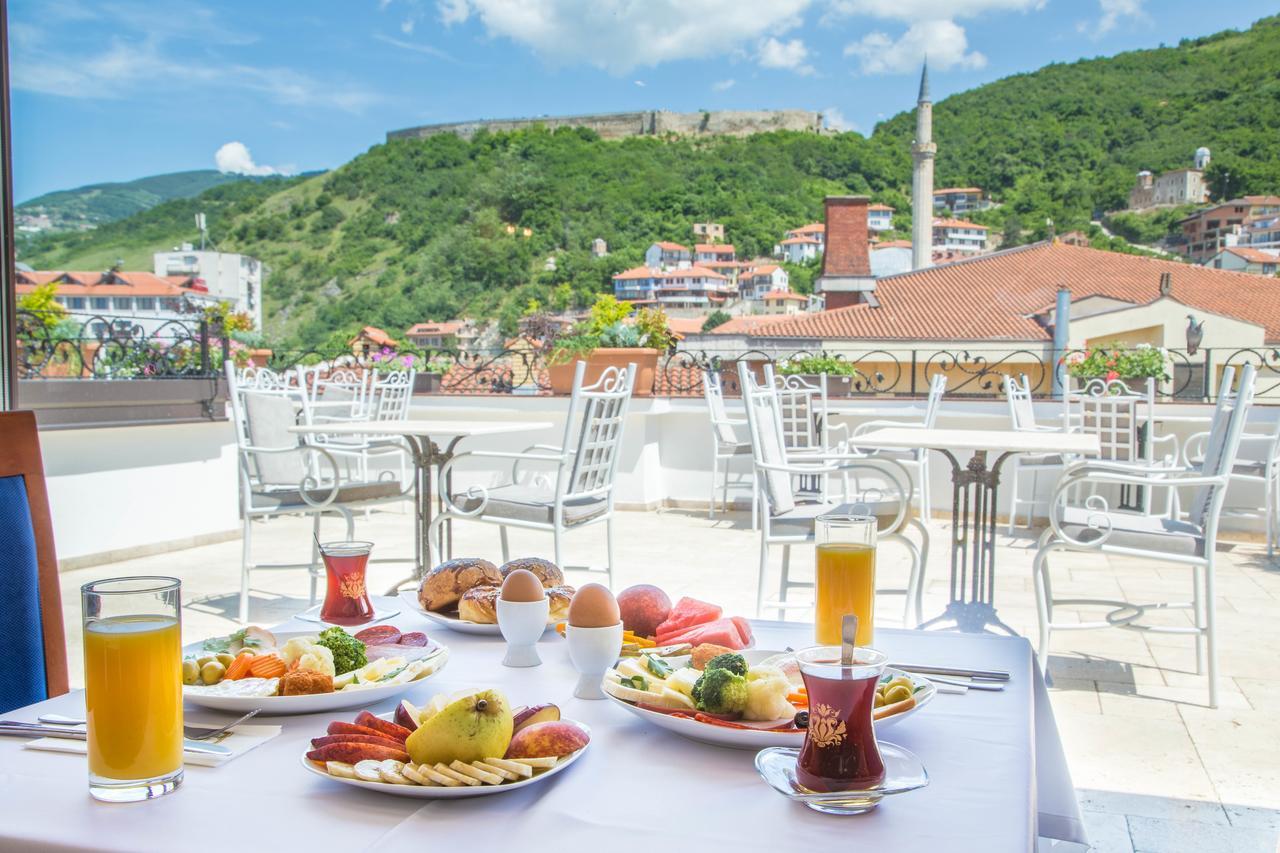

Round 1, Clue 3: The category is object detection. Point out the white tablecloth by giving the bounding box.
[0,605,1083,852]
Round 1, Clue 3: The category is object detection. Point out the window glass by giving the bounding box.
[90,297,110,310]
[113,297,132,310]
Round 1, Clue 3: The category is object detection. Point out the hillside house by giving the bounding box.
[868,204,895,232]
[1206,247,1279,277]
[15,269,218,337]
[644,241,692,269]
[933,187,987,215]
[738,264,789,301]
[933,219,989,255]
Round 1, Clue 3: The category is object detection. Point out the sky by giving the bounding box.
[8,0,1278,202]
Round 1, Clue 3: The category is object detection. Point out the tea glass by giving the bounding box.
[318,541,375,626]
[794,645,887,795]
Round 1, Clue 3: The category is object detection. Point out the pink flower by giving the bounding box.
[1105,370,1119,381]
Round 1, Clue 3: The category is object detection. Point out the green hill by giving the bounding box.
[17,169,252,233]
[19,15,1280,347]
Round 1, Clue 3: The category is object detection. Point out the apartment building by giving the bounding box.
[933,187,987,215]
[643,241,692,269]
[153,246,264,328]
[1206,247,1279,277]
[933,219,989,255]
[1179,197,1280,262]
[612,265,734,308]
[738,264,789,300]
[868,204,895,232]
[15,269,219,337]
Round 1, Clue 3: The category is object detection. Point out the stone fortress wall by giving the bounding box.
[387,109,824,142]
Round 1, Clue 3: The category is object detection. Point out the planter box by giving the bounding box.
[413,373,443,394]
[547,348,661,396]
[18,378,229,429]
[787,373,856,398]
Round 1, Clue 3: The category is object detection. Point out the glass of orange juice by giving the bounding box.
[81,577,183,803]
[814,513,876,646]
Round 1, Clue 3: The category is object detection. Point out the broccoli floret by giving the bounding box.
[705,652,748,677]
[692,667,749,715]
[316,627,367,675]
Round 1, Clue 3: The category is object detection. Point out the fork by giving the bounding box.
[38,709,261,740]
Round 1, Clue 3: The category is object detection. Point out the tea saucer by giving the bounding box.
[755,744,929,815]
[293,604,401,627]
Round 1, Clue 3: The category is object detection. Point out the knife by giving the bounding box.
[889,663,1011,682]
[0,722,233,757]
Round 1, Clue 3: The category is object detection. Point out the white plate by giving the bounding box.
[301,721,591,798]
[182,631,449,716]
[396,590,557,636]
[603,650,934,750]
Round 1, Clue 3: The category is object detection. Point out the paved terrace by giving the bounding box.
[51,505,1280,853]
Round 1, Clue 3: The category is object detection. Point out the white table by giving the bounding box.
[826,405,994,422]
[290,420,552,587]
[0,605,1085,852]
[849,428,1101,634]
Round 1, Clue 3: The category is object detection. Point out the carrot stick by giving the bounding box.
[873,695,917,720]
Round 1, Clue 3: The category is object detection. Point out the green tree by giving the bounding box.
[702,310,731,331]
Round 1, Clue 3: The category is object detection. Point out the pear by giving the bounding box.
[405,688,513,766]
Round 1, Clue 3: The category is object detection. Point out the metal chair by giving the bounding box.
[1033,364,1256,708]
[738,362,928,626]
[1004,373,1068,531]
[226,361,405,622]
[432,361,635,584]
[851,373,947,521]
[702,368,756,528]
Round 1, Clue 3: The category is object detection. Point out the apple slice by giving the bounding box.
[512,703,560,734]
[394,699,422,732]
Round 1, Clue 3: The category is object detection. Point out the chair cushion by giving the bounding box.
[252,480,402,510]
[1058,506,1204,556]
[244,392,305,486]
[1017,453,1065,467]
[771,500,906,529]
[450,484,608,525]
[1233,460,1267,477]
[0,476,49,713]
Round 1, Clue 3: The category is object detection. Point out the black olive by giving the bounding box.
[794,711,809,729]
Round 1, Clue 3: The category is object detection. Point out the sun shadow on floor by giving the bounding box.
[186,591,315,626]
[1048,654,1140,693]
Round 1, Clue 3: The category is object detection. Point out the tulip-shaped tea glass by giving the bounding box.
[82,576,184,803]
[795,645,887,795]
[497,596,550,667]
[814,514,876,647]
[319,541,375,625]
[566,623,624,699]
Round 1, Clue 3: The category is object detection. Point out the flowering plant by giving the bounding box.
[1063,343,1169,382]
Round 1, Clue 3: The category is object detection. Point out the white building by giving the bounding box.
[871,241,913,277]
[1206,247,1280,277]
[153,246,265,328]
[933,219,988,256]
[612,265,734,308]
[778,235,822,264]
[643,241,692,269]
[16,269,220,338]
[694,243,735,265]
[868,204,895,232]
[738,264,789,301]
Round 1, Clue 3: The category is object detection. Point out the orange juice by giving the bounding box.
[815,543,875,646]
[84,616,183,781]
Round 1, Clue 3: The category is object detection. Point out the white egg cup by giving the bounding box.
[497,597,550,667]
[566,622,624,699]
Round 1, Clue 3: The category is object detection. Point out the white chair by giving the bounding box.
[1004,373,1069,532]
[431,361,635,583]
[225,361,405,623]
[738,362,929,626]
[1033,364,1256,707]
[702,368,757,528]
[850,373,947,521]
[361,369,417,488]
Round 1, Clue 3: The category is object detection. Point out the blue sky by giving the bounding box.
[9,0,1277,201]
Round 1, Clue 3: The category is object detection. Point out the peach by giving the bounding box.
[617,584,672,638]
[504,720,589,759]
[512,703,560,734]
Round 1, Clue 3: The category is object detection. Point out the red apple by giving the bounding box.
[504,721,589,759]
[617,584,672,638]
[393,699,421,732]
[512,703,560,734]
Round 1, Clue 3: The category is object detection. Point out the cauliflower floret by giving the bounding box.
[280,638,335,677]
[744,665,795,721]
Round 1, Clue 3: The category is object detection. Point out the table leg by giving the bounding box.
[383,435,436,595]
[917,449,1017,635]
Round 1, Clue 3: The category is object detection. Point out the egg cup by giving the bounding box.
[566,622,624,699]
[497,597,551,667]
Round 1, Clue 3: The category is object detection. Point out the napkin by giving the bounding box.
[22,724,282,768]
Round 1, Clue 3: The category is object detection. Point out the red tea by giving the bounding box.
[796,660,885,792]
[319,543,374,626]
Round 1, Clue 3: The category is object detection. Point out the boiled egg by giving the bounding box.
[568,583,620,628]
[500,569,546,603]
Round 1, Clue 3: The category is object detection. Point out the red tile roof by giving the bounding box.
[407,321,463,336]
[873,240,912,250]
[744,264,781,276]
[652,241,690,252]
[762,290,807,301]
[867,204,895,212]
[750,240,1280,343]
[707,313,798,335]
[788,223,825,235]
[15,270,193,297]
[1223,247,1280,264]
[352,326,398,348]
[934,187,983,195]
[933,218,989,231]
[695,243,735,255]
[780,236,821,245]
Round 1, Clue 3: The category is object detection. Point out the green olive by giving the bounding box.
[196,656,214,669]
[884,684,913,705]
[215,653,236,669]
[873,691,887,708]
[200,661,226,685]
[181,660,200,685]
[886,676,914,693]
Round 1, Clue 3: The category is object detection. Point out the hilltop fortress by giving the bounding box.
[386,109,824,142]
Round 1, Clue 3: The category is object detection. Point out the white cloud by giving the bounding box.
[757,37,815,75]
[401,16,416,33]
[845,19,986,74]
[1082,0,1145,37]
[373,33,456,61]
[634,80,646,87]
[712,78,736,92]
[826,0,1043,20]
[215,142,292,177]
[436,0,811,74]
[822,107,856,132]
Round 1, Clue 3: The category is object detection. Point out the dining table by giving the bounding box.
[0,600,1085,852]
[289,419,553,591]
[847,427,1101,634]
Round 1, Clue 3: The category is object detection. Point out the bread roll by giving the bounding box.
[546,585,575,622]
[499,557,564,589]
[418,557,500,612]
[457,585,500,624]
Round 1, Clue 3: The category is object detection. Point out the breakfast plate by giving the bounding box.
[602,649,935,750]
[302,717,591,799]
[396,590,557,636]
[183,631,449,715]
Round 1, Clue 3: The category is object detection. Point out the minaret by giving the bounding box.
[911,61,935,270]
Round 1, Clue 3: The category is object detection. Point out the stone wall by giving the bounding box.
[387,109,823,142]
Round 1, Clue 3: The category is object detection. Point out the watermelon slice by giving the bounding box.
[656,597,722,640]
[657,617,751,650]
[730,616,754,648]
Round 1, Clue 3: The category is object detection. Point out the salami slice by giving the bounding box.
[397,632,429,646]
[354,626,402,645]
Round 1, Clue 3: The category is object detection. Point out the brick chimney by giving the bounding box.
[815,195,876,310]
